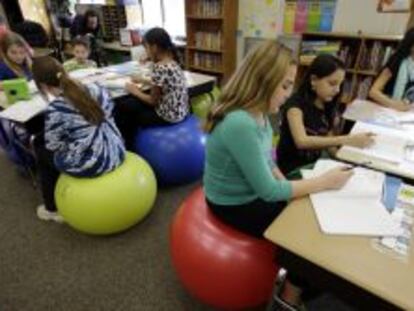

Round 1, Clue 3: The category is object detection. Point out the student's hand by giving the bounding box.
[391,100,411,112]
[130,74,146,84]
[125,82,140,95]
[346,132,375,148]
[319,167,354,190]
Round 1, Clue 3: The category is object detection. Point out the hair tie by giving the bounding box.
[57,72,63,79]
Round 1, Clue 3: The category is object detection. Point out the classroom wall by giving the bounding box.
[236,0,410,65]
[332,0,409,35]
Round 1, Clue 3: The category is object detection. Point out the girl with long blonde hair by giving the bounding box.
[0,32,32,81]
[203,40,353,309]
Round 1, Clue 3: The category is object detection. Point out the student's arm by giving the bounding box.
[222,114,352,202]
[392,60,408,100]
[125,82,161,106]
[369,68,411,111]
[287,107,375,149]
[44,106,66,153]
[272,167,286,180]
[290,166,353,198]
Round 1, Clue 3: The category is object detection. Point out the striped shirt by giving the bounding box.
[45,83,125,177]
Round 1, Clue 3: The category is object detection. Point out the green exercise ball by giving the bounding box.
[191,93,213,119]
[55,152,157,235]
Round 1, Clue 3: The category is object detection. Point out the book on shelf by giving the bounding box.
[194,31,222,50]
[356,76,373,100]
[193,0,222,17]
[193,52,221,71]
[359,41,398,71]
[300,40,341,64]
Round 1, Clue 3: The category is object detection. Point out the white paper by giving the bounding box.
[339,121,414,165]
[343,99,414,131]
[303,159,402,236]
[0,95,47,123]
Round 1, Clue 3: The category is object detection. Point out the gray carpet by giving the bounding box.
[0,151,357,311]
[0,151,214,311]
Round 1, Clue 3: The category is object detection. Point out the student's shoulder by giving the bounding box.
[222,110,256,131]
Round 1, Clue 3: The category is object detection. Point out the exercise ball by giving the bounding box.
[55,152,157,235]
[191,93,213,119]
[170,188,278,310]
[134,115,206,185]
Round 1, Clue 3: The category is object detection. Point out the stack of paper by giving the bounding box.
[0,94,47,123]
[303,159,402,236]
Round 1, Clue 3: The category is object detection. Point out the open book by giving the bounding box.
[339,121,414,165]
[302,159,402,236]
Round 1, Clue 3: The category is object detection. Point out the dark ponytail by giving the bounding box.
[143,27,180,64]
[32,56,104,125]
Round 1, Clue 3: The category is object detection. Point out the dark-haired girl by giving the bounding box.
[277,54,374,175]
[31,56,125,222]
[115,27,188,149]
[370,27,414,111]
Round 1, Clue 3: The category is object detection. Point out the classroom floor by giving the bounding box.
[0,151,356,311]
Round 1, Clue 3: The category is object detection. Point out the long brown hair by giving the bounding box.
[0,32,30,78]
[32,56,104,124]
[205,40,295,132]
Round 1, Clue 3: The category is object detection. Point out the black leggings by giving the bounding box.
[113,95,169,149]
[206,198,306,288]
[33,135,59,212]
[206,198,286,238]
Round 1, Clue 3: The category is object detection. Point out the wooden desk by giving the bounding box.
[264,198,414,310]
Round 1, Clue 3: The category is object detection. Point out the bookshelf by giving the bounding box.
[185,0,238,83]
[102,5,127,42]
[298,32,402,104]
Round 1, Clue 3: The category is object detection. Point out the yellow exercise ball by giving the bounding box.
[55,152,157,235]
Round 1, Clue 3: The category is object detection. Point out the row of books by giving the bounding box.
[102,6,127,41]
[192,52,221,70]
[194,31,222,50]
[358,42,396,71]
[341,76,374,101]
[300,40,341,64]
[191,0,222,17]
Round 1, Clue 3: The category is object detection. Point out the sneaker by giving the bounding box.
[36,205,64,223]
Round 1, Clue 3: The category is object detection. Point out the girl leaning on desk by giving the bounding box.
[113,27,189,150]
[370,27,414,111]
[277,54,375,176]
[31,56,125,223]
[203,40,354,310]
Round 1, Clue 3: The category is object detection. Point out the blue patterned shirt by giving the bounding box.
[45,83,125,177]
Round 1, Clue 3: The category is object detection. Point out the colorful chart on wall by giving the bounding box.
[377,0,411,12]
[283,0,337,34]
[238,0,284,38]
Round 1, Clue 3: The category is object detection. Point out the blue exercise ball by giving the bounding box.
[134,115,206,185]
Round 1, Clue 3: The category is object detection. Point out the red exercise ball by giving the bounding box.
[170,187,278,310]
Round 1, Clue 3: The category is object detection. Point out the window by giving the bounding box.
[141,0,186,38]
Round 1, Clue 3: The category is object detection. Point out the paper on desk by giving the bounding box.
[339,121,414,165]
[343,99,414,128]
[0,95,47,123]
[302,159,402,236]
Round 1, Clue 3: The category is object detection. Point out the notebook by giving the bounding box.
[0,94,47,123]
[339,121,414,165]
[302,159,402,236]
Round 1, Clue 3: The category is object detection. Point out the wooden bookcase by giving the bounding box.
[185,0,238,84]
[298,32,402,104]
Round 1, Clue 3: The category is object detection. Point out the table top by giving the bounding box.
[264,197,414,310]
